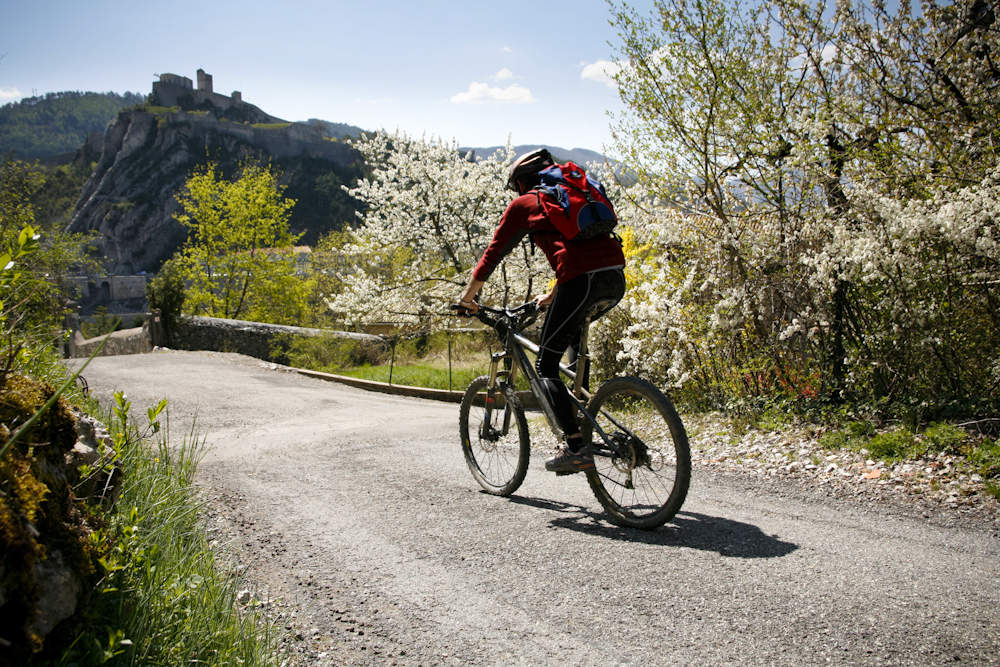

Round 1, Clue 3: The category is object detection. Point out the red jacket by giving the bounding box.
[473,193,626,285]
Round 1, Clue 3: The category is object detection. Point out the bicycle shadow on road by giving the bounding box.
[509,495,798,559]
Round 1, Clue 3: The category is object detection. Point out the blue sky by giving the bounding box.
[0,0,646,153]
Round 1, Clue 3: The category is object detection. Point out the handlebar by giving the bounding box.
[450,301,541,331]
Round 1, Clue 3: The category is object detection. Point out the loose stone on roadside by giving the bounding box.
[685,414,999,528]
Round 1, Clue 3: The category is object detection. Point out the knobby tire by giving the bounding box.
[582,377,691,529]
[459,375,530,496]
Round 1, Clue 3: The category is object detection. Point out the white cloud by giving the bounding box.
[493,68,515,81]
[581,60,621,88]
[502,46,512,53]
[451,82,535,105]
[0,87,23,101]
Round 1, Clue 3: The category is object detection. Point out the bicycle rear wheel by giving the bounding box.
[459,375,530,496]
[582,377,691,529]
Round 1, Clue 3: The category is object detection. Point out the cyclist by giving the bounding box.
[456,148,626,474]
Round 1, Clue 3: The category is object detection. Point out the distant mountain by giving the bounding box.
[461,145,608,166]
[0,91,145,158]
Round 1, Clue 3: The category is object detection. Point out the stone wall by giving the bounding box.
[155,111,352,162]
[69,315,387,366]
[70,275,148,302]
[152,78,285,124]
[73,325,153,358]
[166,315,387,365]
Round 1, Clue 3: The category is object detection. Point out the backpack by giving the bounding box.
[533,161,618,241]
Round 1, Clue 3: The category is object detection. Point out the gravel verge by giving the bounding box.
[683,413,1000,532]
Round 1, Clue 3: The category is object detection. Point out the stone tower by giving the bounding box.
[197,69,213,93]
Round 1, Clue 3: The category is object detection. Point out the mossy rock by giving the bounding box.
[0,375,106,664]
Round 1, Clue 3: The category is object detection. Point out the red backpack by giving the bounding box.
[534,161,618,241]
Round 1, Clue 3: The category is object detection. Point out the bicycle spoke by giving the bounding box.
[459,376,530,496]
[583,378,691,529]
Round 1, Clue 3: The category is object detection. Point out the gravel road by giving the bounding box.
[71,350,1000,666]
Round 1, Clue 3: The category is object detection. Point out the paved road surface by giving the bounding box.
[71,350,1000,666]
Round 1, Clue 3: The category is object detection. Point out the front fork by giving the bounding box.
[482,352,516,439]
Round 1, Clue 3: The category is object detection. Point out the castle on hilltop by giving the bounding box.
[151,69,286,125]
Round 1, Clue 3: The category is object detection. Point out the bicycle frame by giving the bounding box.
[474,304,629,457]
[457,300,692,528]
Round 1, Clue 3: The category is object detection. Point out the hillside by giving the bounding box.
[67,104,367,274]
[9,76,610,274]
[0,91,145,158]
[462,144,608,166]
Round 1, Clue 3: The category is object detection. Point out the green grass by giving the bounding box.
[284,329,497,391]
[250,122,292,130]
[319,361,488,391]
[52,393,280,666]
[818,420,876,451]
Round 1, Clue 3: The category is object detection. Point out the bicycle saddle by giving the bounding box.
[586,298,618,319]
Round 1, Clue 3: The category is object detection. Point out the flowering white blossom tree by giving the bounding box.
[603,0,1000,409]
[326,131,550,327]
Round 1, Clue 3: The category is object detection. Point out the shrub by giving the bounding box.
[968,439,1000,480]
[79,307,123,339]
[146,258,186,343]
[818,420,876,451]
[282,333,389,371]
[923,423,968,454]
[867,429,919,462]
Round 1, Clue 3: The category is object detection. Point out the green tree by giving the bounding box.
[173,161,308,325]
[0,91,144,158]
[0,154,97,382]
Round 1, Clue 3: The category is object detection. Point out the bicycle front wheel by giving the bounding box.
[582,377,691,529]
[459,375,530,496]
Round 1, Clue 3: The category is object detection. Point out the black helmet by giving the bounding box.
[506,148,554,192]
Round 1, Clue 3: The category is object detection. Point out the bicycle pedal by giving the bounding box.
[554,470,578,476]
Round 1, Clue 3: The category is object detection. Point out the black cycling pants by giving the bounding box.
[535,267,626,440]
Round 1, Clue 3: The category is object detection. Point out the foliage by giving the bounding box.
[328,130,549,326]
[324,362,487,391]
[0,91,144,158]
[78,307,124,339]
[601,0,1000,415]
[0,373,104,663]
[815,418,1000,474]
[283,328,493,390]
[28,162,95,233]
[282,332,389,369]
[865,429,920,462]
[55,393,280,666]
[0,155,97,384]
[172,160,313,325]
[146,257,186,342]
[968,438,1000,483]
[283,156,368,245]
[818,420,876,451]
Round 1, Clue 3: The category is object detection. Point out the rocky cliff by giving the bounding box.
[67,108,364,274]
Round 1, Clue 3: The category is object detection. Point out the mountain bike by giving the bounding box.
[453,300,691,529]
